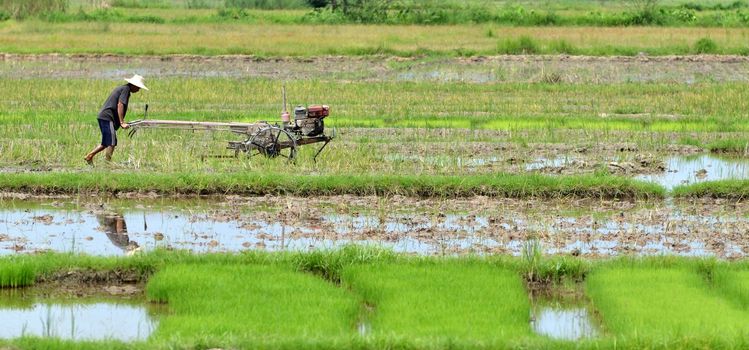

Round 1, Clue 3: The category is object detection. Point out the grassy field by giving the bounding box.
[0,250,747,348]
[1,21,748,56]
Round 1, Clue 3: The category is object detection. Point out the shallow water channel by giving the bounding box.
[0,196,746,258]
[0,289,159,341]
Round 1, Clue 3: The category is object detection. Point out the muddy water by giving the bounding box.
[0,290,158,341]
[636,154,749,189]
[0,195,747,258]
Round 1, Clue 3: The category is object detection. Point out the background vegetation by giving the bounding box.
[3,0,749,27]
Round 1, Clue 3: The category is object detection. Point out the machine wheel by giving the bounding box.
[247,126,297,160]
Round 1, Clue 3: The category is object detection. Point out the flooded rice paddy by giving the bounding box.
[0,289,159,341]
[1,195,747,258]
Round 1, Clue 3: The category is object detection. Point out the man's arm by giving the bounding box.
[118,101,129,129]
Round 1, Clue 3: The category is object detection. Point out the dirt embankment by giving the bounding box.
[28,268,147,298]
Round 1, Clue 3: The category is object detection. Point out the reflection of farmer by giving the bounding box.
[84,74,149,164]
[96,213,130,250]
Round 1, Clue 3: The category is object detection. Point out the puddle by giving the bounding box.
[530,286,600,341]
[357,322,370,336]
[525,156,577,171]
[0,290,159,341]
[0,196,747,258]
[531,302,599,340]
[636,154,749,189]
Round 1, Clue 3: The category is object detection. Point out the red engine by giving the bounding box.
[291,104,329,136]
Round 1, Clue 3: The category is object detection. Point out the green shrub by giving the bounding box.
[671,8,697,22]
[44,8,166,23]
[550,39,577,54]
[0,9,9,20]
[0,0,67,19]
[186,0,213,8]
[224,0,309,10]
[497,36,538,54]
[217,7,254,20]
[111,0,172,8]
[694,37,718,53]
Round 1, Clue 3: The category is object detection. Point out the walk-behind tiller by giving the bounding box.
[127,86,333,161]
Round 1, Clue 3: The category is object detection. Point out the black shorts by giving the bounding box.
[98,119,117,146]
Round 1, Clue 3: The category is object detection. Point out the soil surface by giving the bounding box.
[4,268,147,298]
[2,53,748,83]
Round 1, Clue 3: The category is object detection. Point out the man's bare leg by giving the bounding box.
[85,145,107,164]
[105,146,115,161]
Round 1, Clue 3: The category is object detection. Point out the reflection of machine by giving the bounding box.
[127,85,334,161]
[96,213,131,252]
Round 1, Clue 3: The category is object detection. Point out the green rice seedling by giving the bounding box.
[673,179,749,199]
[0,256,36,288]
[586,266,749,342]
[341,261,532,344]
[146,263,359,345]
[712,269,749,310]
[521,237,543,281]
[291,245,396,283]
[707,139,749,154]
[0,171,666,198]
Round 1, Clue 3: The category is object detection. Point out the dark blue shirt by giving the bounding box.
[97,84,131,130]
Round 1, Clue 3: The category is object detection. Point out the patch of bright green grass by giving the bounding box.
[341,261,531,344]
[0,171,666,199]
[713,269,749,310]
[707,139,749,154]
[146,263,359,345]
[673,179,749,199]
[586,267,749,342]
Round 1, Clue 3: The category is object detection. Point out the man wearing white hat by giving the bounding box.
[84,74,148,164]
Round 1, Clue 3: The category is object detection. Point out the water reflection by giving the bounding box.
[96,213,138,252]
[0,197,746,258]
[530,289,600,341]
[636,154,749,189]
[0,302,158,341]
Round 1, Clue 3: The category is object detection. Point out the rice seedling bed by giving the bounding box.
[1,251,748,349]
[146,263,360,345]
[713,269,749,309]
[586,266,749,344]
[340,262,532,344]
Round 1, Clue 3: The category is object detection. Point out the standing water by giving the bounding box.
[0,293,159,341]
[530,288,600,341]
[636,154,749,190]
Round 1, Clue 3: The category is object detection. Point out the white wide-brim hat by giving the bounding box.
[125,74,149,90]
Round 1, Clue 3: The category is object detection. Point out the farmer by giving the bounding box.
[84,74,148,164]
